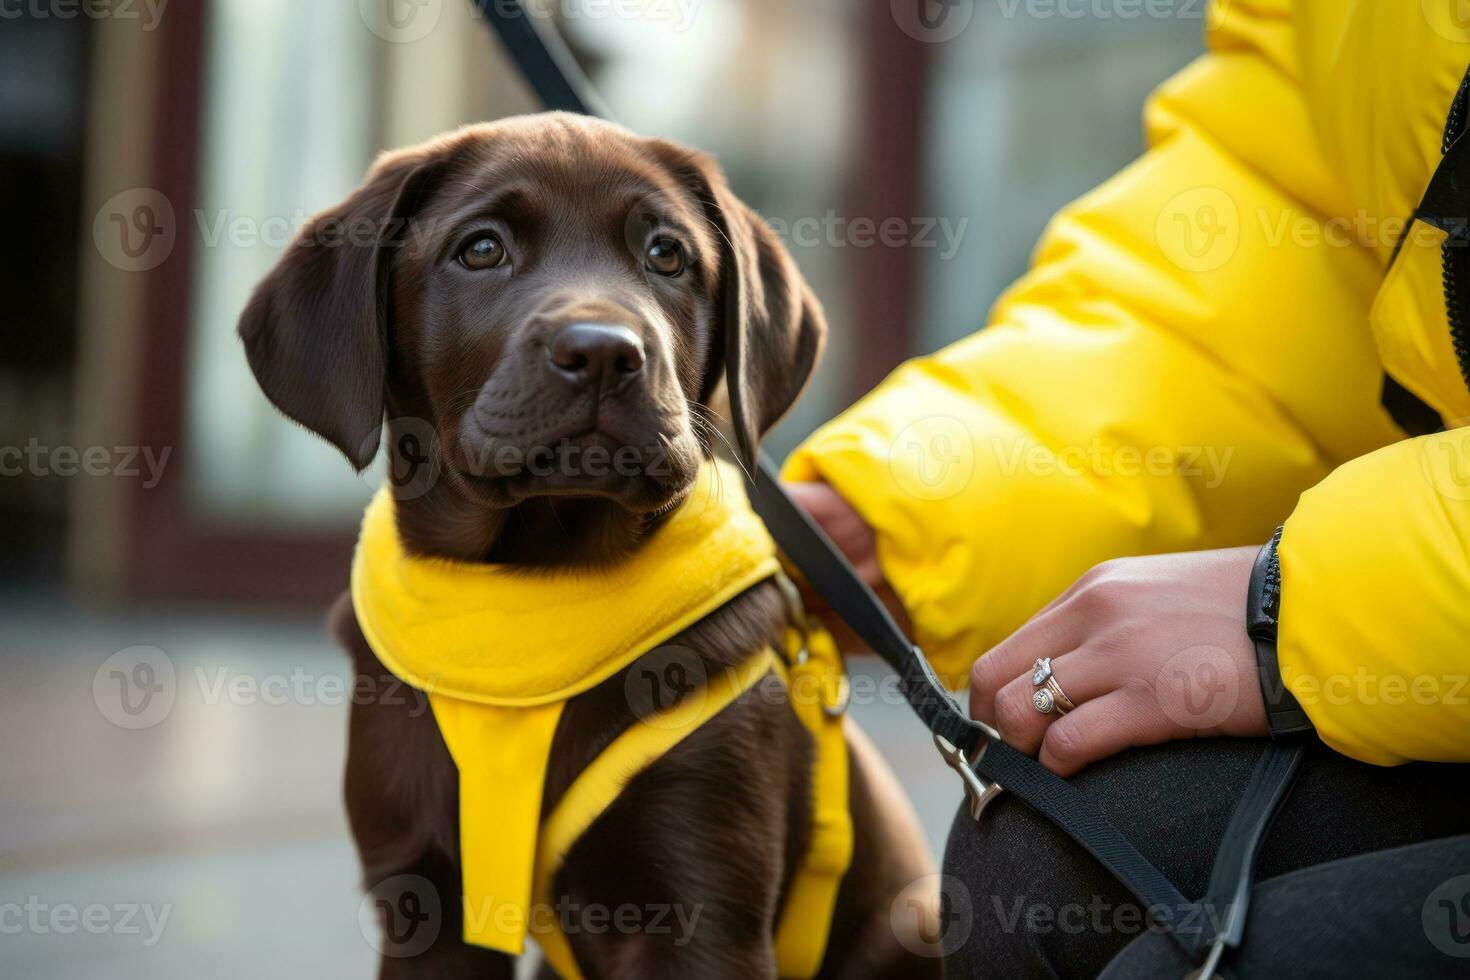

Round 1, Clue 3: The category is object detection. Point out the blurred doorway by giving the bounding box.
[0,15,92,586]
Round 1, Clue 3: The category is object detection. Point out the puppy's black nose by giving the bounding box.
[547,323,646,387]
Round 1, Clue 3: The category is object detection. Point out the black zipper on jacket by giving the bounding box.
[1440,63,1470,397]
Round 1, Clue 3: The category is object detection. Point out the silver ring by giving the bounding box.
[1032,675,1076,715]
[1031,657,1052,686]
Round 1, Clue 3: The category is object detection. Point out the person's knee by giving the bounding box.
[937,740,1270,977]
[941,794,1138,978]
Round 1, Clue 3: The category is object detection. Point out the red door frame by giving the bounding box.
[124,0,354,605]
[847,0,930,401]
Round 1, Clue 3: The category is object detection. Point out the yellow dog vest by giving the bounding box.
[351,461,852,978]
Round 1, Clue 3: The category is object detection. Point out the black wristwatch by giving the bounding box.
[1247,527,1313,737]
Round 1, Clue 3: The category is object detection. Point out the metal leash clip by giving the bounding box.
[774,572,810,665]
[934,733,1004,822]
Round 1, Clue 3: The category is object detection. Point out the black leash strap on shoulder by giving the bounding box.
[475,2,1306,969]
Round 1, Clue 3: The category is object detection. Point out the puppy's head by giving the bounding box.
[239,113,824,563]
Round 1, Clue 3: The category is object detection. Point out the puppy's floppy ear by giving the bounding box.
[238,146,443,471]
[676,150,826,473]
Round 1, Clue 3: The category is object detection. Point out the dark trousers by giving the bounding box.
[940,738,1470,979]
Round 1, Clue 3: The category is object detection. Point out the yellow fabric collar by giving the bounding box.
[351,459,783,705]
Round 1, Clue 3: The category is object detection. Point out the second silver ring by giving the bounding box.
[1031,662,1077,715]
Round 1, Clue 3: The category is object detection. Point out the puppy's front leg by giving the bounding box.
[333,597,515,980]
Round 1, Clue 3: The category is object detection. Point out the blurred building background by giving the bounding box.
[0,1,1202,976]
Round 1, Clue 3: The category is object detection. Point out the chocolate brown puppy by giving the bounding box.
[240,113,938,979]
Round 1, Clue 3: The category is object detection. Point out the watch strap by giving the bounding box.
[1248,528,1313,737]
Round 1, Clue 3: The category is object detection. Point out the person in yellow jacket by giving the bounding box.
[785,1,1470,974]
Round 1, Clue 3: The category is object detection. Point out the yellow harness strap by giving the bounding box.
[430,695,566,952]
[533,628,851,980]
[771,624,852,978]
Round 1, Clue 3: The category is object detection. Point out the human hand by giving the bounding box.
[782,481,911,652]
[969,548,1268,776]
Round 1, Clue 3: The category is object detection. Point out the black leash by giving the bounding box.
[756,454,1304,967]
[474,2,1305,970]
[745,455,980,751]
[753,455,1195,917]
[471,0,605,115]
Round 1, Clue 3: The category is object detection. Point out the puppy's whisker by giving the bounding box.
[453,390,482,414]
[694,403,733,428]
[694,200,737,252]
[711,428,752,483]
[689,406,752,484]
[709,457,727,510]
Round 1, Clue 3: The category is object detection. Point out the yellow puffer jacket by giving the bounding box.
[786,0,1470,766]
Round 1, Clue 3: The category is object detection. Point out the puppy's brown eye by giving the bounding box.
[645,238,684,276]
[459,235,506,270]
